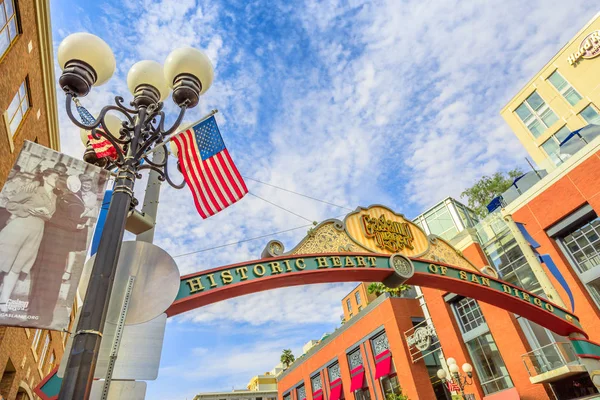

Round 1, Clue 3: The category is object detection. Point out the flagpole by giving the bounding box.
[142,109,218,158]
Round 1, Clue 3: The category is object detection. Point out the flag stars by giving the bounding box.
[194,119,225,161]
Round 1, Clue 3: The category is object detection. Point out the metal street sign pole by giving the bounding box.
[99,147,166,397]
[137,147,166,244]
[59,109,148,400]
[100,276,135,400]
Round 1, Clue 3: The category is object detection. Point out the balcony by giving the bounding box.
[521,342,586,384]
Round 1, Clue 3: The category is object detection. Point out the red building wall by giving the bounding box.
[510,153,600,343]
[423,242,552,400]
[279,152,600,400]
[277,297,436,400]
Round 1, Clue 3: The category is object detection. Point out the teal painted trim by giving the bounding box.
[412,261,582,329]
[40,372,62,397]
[176,254,389,300]
[174,254,582,331]
[571,340,600,357]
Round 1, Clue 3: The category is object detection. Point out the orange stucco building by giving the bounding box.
[278,141,600,400]
[278,16,600,399]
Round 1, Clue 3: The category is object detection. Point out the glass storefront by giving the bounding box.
[465,334,513,394]
[451,298,514,396]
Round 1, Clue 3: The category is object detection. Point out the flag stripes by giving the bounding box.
[172,116,247,218]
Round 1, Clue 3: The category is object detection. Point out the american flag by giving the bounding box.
[76,101,118,160]
[446,380,461,392]
[172,116,248,218]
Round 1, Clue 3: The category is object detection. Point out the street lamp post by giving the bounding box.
[56,32,214,400]
[437,357,474,400]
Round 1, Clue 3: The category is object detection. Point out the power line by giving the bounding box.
[172,213,348,259]
[248,192,316,223]
[243,175,353,211]
[172,223,314,258]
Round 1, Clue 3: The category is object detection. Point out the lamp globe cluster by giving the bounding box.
[436,356,474,388]
[57,32,213,108]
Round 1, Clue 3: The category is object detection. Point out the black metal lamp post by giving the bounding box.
[437,357,474,400]
[56,32,214,400]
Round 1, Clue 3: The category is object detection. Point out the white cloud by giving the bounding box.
[53,0,597,327]
[175,283,354,326]
[50,1,598,398]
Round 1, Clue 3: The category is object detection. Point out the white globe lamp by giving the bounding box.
[164,47,214,107]
[127,60,170,102]
[58,33,116,96]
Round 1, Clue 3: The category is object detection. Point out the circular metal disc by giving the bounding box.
[79,241,180,325]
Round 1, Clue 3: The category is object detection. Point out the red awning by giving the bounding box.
[374,350,392,379]
[349,366,365,391]
[313,389,323,400]
[329,379,343,400]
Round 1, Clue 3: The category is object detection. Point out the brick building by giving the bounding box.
[0,0,62,398]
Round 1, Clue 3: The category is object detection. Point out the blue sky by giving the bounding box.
[49,0,596,398]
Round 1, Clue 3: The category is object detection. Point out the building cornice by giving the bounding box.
[34,0,60,151]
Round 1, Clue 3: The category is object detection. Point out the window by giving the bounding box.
[328,362,341,382]
[455,201,479,229]
[580,104,600,125]
[550,207,600,309]
[354,389,370,400]
[31,329,42,352]
[347,348,363,370]
[283,394,291,400]
[541,126,571,166]
[423,203,458,240]
[296,385,306,400]
[39,333,50,368]
[548,71,582,106]
[7,79,30,135]
[466,333,513,395]
[483,231,543,295]
[0,0,19,59]
[380,375,401,397]
[311,374,322,393]
[354,291,361,306]
[560,216,600,308]
[346,299,352,313]
[451,298,513,395]
[562,217,600,274]
[47,351,55,374]
[371,332,390,357]
[515,91,559,137]
[454,298,486,333]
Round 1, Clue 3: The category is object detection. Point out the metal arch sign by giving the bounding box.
[166,253,584,337]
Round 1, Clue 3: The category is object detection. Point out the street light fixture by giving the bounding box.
[56,32,213,400]
[437,357,474,400]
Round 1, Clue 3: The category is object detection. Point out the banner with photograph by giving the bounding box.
[0,141,109,330]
